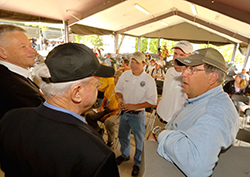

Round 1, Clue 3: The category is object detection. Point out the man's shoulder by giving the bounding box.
[166,67,176,73]
[0,64,13,75]
[204,89,236,113]
[141,72,156,85]
[121,70,132,77]
[1,107,36,124]
[0,65,30,89]
[0,64,24,80]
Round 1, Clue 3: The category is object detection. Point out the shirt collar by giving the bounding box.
[0,60,30,78]
[129,69,145,77]
[185,85,223,104]
[43,101,86,123]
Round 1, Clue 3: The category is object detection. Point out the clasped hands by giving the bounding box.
[118,100,136,112]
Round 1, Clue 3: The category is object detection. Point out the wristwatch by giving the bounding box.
[152,126,165,141]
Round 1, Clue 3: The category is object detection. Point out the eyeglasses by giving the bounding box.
[182,66,205,75]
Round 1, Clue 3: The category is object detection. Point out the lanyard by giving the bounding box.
[105,89,116,107]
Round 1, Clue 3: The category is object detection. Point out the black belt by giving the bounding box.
[157,114,168,124]
[126,110,143,114]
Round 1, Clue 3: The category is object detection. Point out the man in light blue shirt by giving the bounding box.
[104,53,116,68]
[150,48,239,177]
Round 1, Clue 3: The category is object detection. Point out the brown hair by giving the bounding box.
[123,59,129,66]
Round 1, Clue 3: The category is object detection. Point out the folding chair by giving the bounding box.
[145,106,157,138]
[236,128,250,146]
[155,80,164,95]
[230,94,250,128]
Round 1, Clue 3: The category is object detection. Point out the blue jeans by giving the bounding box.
[118,111,145,166]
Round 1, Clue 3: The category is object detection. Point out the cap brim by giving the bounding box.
[94,64,115,78]
[131,57,143,63]
[172,46,186,53]
[175,56,204,67]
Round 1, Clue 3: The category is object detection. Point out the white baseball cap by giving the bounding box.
[172,40,193,54]
[130,52,145,63]
[156,61,163,67]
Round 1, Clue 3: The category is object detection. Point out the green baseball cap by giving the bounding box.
[175,48,227,73]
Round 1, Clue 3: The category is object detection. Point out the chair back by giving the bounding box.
[244,108,250,116]
[231,94,249,105]
[236,129,250,144]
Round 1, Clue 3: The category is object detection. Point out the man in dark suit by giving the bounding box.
[0,43,119,177]
[0,25,44,118]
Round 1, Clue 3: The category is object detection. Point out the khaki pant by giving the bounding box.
[104,114,120,142]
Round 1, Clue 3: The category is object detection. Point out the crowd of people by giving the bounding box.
[0,24,242,177]
[29,37,60,51]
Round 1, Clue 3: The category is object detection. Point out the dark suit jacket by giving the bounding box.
[0,104,119,177]
[0,64,44,118]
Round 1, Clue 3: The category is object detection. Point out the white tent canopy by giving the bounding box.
[1,0,249,42]
[1,0,250,62]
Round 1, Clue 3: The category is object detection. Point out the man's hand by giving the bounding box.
[118,100,127,110]
[148,132,157,141]
[124,104,138,112]
[97,107,105,112]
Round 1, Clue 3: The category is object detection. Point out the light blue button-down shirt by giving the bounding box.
[104,58,112,66]
[43,101,85,123]
[157,85,239,177]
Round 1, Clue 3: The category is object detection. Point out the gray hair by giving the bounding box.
[0,25,26,43]
[32,63,92,98]
[203,63,225,85]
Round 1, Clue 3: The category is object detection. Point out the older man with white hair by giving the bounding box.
[0,43,119,177]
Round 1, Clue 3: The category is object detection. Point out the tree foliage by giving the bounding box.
[198,43,245,65]
[83,35,104,47]
[135,37,148,52]
[25,24,48,31]
[74,35,82,43]
[160,39,177,55]
[148,38,159,53]
[135,38,178,54]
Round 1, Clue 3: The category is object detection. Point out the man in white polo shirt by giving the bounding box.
[157,41,193,124]
[115,52,157,176]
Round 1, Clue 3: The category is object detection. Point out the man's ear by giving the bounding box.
[0,47,7,60]
[70,84,83,103]
[208,72,219,85]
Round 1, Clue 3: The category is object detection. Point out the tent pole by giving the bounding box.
[243,42,250,68]
[158,38,161,56]
[114,32,119,52]
[231,43,239,62]
[137,37,141,52]
[64,20,69,43]
[158,38,160,49]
